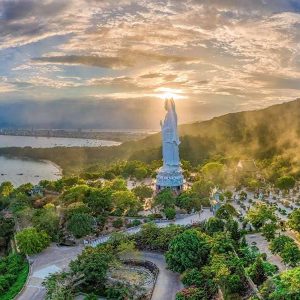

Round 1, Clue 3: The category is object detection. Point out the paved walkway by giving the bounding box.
[140,252,183,300]
[17,209,213,300]
[245,233,286,272]
[17,245,83,300]
[89,209,213,247]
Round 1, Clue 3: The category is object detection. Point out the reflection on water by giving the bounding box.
[0,156,61,187]
[0,135,121,148]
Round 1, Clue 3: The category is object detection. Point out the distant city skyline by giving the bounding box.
[1,0,300,128]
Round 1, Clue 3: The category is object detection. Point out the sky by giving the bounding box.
[0,0,300,129]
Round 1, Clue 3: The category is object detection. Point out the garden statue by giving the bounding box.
[156,98,184,192]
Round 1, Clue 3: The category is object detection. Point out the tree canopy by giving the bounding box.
[16,227,50,255]
[165,229,211,273]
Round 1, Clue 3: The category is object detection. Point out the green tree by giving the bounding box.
[205,217,225,235]
[247,179,261,192]
[288,209,300,233]
[9,192,31,213]
[261,222,278,241]
[67,213,93,238]
[133,167,148,180]
[112,218,123,228]
[132,185,153,201]
[107,178,127,191]
[43,271,75,300]
[153,189,175,210]
[276,175,296,191]
[164,207,176,220]
[269,235,294,254]
[176,191,195,213]
[247,257,268,286]
[61,185,90,205]
[70,246,115,292]
[223,190,233,201]
[270,235,300,267]
[112,190,141,216]
[85,187,113,214]
[281,242,300,267]
[176,287,207,300]
[181,268,217,299]
[216,203,237,219]
[165,229,211,273]
[65,202,91,219]
[0,216,15,251]
[16,227,50,254]
[32,207,60,241]
[246,202,276,230]
[15,183,33,194]
[191,179,213,198]
[269,267,300,299]
[225,219,241,242]
[201,162,225,186]
[0,181,14,197]
[210,233,234,255]
[135,223,184,252]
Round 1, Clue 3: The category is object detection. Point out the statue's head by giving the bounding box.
[164,98,175,112]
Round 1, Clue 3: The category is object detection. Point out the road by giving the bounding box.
[17,210,213,300]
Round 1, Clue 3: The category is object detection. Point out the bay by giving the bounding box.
[0,135,120,186]
[0,135,121,148]
[0,156,61,187]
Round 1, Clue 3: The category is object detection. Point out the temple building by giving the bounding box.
[235,159,258,178]
[156,99,184,192]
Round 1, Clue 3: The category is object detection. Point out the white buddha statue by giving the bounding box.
[156,98,184,192]
[161,98,180,167]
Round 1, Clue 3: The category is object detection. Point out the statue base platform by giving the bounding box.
[156,165,184,193]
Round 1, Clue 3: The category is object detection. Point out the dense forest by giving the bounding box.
[1,98,300,175]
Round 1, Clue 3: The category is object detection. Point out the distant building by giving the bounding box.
[236,159,258,177]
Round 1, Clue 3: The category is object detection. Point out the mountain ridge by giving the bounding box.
[1,98,300,174]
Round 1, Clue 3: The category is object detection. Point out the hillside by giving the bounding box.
[1,99,300,174]
[127,98,300,163]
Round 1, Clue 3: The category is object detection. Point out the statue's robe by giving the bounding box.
[161,99,180,167]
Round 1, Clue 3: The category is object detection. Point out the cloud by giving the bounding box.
[32,50,198,69]
[1,0,300,128]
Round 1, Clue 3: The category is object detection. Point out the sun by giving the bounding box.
[156,88,186,100]
[160,92,177,99]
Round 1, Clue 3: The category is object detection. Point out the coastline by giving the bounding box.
[42,159,63,178]
[0,131,148,143]
[0,156,63,186]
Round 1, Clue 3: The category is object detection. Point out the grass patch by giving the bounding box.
[0,260,29,300]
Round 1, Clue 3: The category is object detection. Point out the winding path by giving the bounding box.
[17,209,213,300]
[140,252,183,300]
